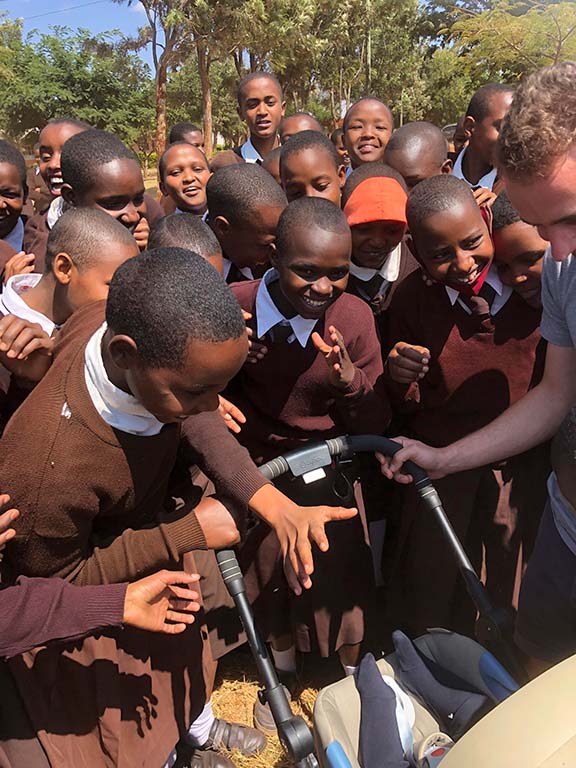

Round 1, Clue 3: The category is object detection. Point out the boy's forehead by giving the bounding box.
[165,144,208,167]
[0,161,22,185]
[413,199,483,239]
[283,146,335,173]
[483,90,514,122]
[241,76,282,101]
[346,99,392,125]
[39,122,84,147]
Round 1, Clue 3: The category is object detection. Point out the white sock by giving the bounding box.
[185,699,215,747]
[271,645,297,673]
[342,664,358,677]
[163,748,178,768]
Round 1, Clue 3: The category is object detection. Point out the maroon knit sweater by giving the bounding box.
[0,577,126,658]
[385,269,544,447]
[230,280,390,463]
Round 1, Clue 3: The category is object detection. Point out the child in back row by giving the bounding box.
[149,211,224,275]
[278,112,323,143]
[279,130,346,205]
[207,163,287,283]
[234,71,285,163]
[342,163,418,343]
[0,140,29,255]
[343,97,394,170]
[382,175,548,637]
[158,141,211,217]
[228,197,390,730]
[384,121,452,190]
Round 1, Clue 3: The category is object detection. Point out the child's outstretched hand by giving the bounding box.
[123,570,201,635]
[0,495,19,551]
[312,325,355,389]
[387,342,430,384]
[3,252,35,284]
[133,217,150,250]
[473,187,497,208]
[218,395,247,433]
[0,315,54,362]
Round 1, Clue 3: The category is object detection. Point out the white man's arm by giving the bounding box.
[380,343,576,482]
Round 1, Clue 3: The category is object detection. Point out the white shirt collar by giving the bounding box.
[84,323,165,436]
[255,268,318,347]
[0,273,55,336]
[452,147,498,191]
[349,243,402,283]
[46,196,67,229]
[223,257,254,282]
[2,218,24,252]
[444,264,512,315]
[240,137,264,164]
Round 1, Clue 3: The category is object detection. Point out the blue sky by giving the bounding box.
[1,0,152,62]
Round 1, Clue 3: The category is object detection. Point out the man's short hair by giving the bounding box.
[61,129,139,194]
[275,197,349,255]
[46,208,136,272]
[466,83,515,123]
[341,162,407,207]
[206,164,287,225]
[497,61,576,180]
[169,122,202,144]
[106,248,246,369]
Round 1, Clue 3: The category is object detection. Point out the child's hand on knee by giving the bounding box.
[133,217,150,250]
[387,342,430,384]
[312,325,355,388]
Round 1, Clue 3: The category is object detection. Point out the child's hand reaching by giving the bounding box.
[133,217,150,250]
[123,570,201,635]
[0,315,54,361]
[312,325,356,389]
[218,395,247,433]
[242,310,268,363]
[3,252,35,285]
[0,494,19,551]
[387,342,430,384]
[473,187,497,208]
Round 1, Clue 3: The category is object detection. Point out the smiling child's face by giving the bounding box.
[272,224,351,320]
[411,199,493,287]
[281,147,345,206]
[0,162,24,239]
[160,144,211,215]
[493,220,547,308]
[38,122,87,198]
[344,100,394,169]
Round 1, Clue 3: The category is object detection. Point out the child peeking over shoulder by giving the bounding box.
[280,130,346,206]
[158,142,212,218]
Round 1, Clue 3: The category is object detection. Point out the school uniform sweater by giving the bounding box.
[385,268,544,446]
[0,300,268,767]
[230,279,390,464]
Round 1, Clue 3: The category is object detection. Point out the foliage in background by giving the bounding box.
[1,0,575,156]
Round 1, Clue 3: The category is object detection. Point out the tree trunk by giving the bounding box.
[155,61,168,160]
[196,41,213,158]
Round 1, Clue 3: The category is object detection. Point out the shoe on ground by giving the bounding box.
[176,747,238,768]
[194,717,266,757]
[413,732,454,766]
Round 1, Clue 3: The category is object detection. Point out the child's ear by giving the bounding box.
[463,116,475,141]
[406,235,417,260]
[269,241,279,268]
[52,252,74,286]
[212,215,231,240]
[108,334,139,371]
[159,177,167,196]
[60,183,76,206]
[337,164,347,188]
[280,100,287,117]
[441,159,453,175]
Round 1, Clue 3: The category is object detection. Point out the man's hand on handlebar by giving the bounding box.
[376,437,448,483]
[248,484,357,595]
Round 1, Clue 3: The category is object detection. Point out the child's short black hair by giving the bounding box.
[207,163,287,225]
[276,197,349,255]
[0,140,27,189]
[45,207,136,272]
[280,130,340,170]
[280,112,322,131]
[330,127,344,144]
[385,121,448,166]
[61,129,139,194]
[406,174,476,232]
[491,191,522,232]
[341,162,407,207]
[106,248,246,369]
[158,140,209,182]
[169,121,202,144]
[149,212,222,258]
[466,83,515,122]
[236,71,283,105]
[41,117,91,133]
[343,97,394,131]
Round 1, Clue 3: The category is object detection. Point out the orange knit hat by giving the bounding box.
[343,176,408,227]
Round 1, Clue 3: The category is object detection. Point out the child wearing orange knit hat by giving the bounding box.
[341,164,418,347]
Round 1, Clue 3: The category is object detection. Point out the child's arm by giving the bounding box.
[0,314,54,382]
[133,217,150,250]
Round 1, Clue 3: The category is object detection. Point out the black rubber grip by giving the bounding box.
[346,435,429,486]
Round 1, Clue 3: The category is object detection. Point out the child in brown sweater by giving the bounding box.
[382,175,547,637]
[229,198,389,728]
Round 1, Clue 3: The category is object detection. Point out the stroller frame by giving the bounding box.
[215,434,526,766]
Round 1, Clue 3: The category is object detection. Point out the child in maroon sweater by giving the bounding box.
[383,175,547,637]
[230,198,389,726]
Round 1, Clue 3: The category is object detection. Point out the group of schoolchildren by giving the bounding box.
[0,68,552,768]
